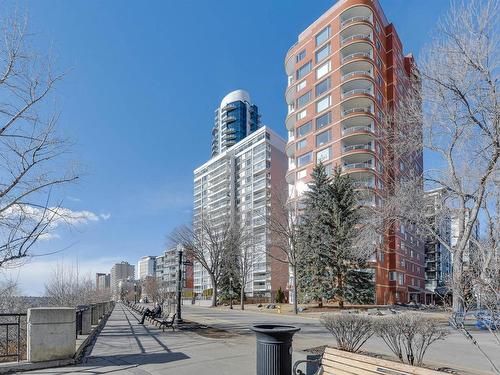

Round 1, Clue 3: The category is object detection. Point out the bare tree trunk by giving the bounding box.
[293,264,298,314]
[338,274,344,309]
[211,278,217,307]
[240,286,245,310]
[452,252,464,313]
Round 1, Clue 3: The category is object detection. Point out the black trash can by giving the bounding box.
[251,324,301,375]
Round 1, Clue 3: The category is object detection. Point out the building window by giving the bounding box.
[297,152,312,167]
[297,61,312,80]
[297,80,307,92]
[296,49,306,63]
[316,112,331,129]
[316,147,331,163]
[297,169,307,179]
[316,60,331,79]
[296,138,307,150]
[316,25,330,46]
[316,129,331,146]
[296,121,312,137]
[315,78,331,97]
[389,271,397,281]
[296,109,307,120]
[316,95,331,113]
[315,43,330,63]
[375,21,381,34]
[377,74,383,86]
[377,91,383,104]
[376,56,382,69]
[324,163,333,176]
[376,39,381,51]
[398,273,404,285]
[297,91,312,108]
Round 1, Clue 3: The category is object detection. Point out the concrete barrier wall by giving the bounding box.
[27,308,76,363]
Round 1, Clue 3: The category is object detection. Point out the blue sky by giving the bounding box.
[2,0,452,295]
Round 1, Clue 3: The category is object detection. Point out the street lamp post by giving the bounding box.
[175,248,184,324]
[134,283,137,303]
[229,276,233,310]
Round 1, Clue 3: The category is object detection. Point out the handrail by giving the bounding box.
[341,70,373,81]
[341,107,373,116]
[342,125,373,134]
[341,88,372,98]
[342,52,371,64]
[343,162,373,170]
[341,34,372,46]
[343,143,372,152]
[341,15,372,27]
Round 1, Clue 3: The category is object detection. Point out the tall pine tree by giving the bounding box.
[297,164,374,308]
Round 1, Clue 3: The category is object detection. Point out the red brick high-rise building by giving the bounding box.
[284,0,425,305]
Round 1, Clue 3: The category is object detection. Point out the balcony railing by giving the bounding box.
[222,116,236,123]
[341,34,372,46]
[343,162,373,171]
[352,179,375,189]
[341,107,373,117]
[341,88,372,99]
[341,70,373,81]
[342,52,371,64]
[343,143,372,152]
[341,16,372,28]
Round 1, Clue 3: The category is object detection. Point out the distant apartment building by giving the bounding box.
[110,261,135,299]
[193,91,288,299]
[211,90,260,158]
[95,273,111,290]
[424,188,480,303]
[284,0,425,304]
[424,189,452,297]
[155,244,193,297]
[137,256,156,279]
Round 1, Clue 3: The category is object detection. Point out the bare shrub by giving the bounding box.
[374,314,448,366]
[320,313,373,353]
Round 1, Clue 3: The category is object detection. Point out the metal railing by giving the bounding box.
[343,143,372,152]
[0,313,26,362]
[341,107,373,117]
[341,15,372,28]
[342,162,373,171]
[341,88,373,98]
[341,52,371,64]
[341,70,373,81]
[341,33,372,46]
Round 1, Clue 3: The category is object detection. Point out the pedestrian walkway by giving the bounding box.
[24,303,256,375]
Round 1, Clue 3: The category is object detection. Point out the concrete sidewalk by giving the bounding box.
[23,303,259,375]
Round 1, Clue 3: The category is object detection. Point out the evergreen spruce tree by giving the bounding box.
[297,163,334,306]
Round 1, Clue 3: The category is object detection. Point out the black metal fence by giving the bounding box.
[0,313,27,362]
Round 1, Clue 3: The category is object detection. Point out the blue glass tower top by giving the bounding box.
[211,90,261,157]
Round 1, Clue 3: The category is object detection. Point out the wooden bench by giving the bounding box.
[150,312,176,332]
[294,347,442,375]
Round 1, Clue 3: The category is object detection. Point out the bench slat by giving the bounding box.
[323,357,383,375]
[323,348,442,375]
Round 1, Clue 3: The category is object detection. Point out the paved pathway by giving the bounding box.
[23,303,500,375]
[24,303,257,375]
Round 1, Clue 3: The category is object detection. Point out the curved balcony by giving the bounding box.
[285,141,295,158]
[341,42,373,64]
[343,141,373,155]
[342,154,375,172]
[285,113,296,131]
[340,24,373,46]
[222,116,236,124]
[285,54,295,77]
[341,96,374,118]
[349,171,376,190]
[340,6,373,29]
[341,78,374,99]
[285,84,295,105]
[286,161,296,184]
[341,60,374,82]
[221,104,236,113]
